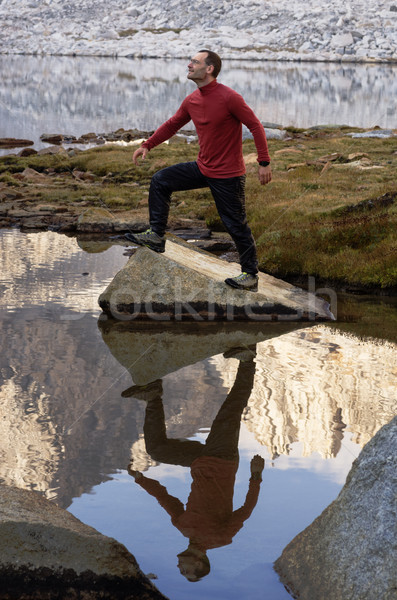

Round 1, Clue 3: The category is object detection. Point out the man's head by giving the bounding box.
[177,548,211,582]
[187,50,222,86]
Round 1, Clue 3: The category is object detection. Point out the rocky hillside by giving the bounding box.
[0,0,396,61]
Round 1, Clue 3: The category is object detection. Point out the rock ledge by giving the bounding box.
[0,484,167,600]
[274,416,397,600]
[98,238,334,321]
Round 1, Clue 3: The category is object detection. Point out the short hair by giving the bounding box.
[199,49,222,78]
[177,552,211,582]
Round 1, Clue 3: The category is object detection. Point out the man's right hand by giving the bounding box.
[250,454,265,479]
[133,146,148,165]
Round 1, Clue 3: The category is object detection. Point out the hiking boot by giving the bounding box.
[121,379,163,401]
[225,272,258,292]
[125,228,165,253]
[223,344,257,361]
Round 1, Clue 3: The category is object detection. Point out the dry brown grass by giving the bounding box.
[1,130,396,288]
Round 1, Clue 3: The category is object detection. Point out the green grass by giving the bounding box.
[1,131,396,289]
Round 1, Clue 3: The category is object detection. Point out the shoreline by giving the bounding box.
[1,51,397,65]
[1,127,396,296]
[2,221,397,297]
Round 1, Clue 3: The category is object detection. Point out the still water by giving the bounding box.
[0,55,396,154]
[0,228,396,599]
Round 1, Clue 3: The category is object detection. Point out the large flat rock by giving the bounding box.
[0,484,168,600]
[274,416,397,600]
[99,238,334,321]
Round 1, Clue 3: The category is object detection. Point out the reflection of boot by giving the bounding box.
[223,344,257,362]
[121,379,163,401]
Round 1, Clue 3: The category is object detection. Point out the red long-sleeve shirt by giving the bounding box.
[135,456,261,551]
[142,79,270,178]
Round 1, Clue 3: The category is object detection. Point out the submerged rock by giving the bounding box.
[0,484,168,600]
[274,415,397,600]
[98,237,334,321]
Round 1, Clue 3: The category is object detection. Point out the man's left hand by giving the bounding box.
[258,165,272,185]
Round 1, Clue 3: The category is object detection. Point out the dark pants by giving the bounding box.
[143,358,256,467]
[148,161,258,275]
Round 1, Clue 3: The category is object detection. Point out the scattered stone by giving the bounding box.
[264,128,288,140]
[40,133,63,144]
[20,216,51,229]
[73,169,96,182]
[0,0,395,62]
[192,239,235,252]
[0,138,34,148]
[77,207,116,232]
[6,209,34,218]
[37,145,68,155]
[81,132,99,141]
[341,191,396,214]
[330,32,354,48]
[342,158,383,170]
[171,227,211,240]
[244,153,260,165]
[113,221,149,232]
[349,129,396,138]
[347,152,370,161]
[18,148,38,157]
[0,484,168,600]
[318,152,344,163]
[17,168,49,183]
[274,148,303,155]
[274,416,397,600]
[0,190,24,201]
[286,162,308,170]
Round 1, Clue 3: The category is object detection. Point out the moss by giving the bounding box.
[1,129,396,289]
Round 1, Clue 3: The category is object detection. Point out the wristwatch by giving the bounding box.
[258,161,270,167]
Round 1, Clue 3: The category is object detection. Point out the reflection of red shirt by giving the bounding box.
[142,79,270,178]
[136,456,261,550]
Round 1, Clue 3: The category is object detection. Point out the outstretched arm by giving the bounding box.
[132,101,191,164]
[128,466,185,519]
[232,455,265,524]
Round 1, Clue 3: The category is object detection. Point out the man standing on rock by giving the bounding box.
[127,49,272,292]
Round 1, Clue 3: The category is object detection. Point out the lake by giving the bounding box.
[0,55,396,155]
[0,228,396,599]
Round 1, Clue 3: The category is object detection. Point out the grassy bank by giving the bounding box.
[0,127,396,290]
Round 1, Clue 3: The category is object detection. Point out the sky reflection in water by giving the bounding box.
[0,229,396,600]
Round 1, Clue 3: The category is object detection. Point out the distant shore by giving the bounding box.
[0,0,396,63]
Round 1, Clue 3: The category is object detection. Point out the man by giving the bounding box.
[126,347,265,581]
[127,49,272,291]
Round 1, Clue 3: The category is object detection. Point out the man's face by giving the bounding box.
[187,52,212,83]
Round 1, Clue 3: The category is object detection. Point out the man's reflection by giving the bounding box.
[125,346,264,581]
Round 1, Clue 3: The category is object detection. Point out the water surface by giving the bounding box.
[0,56,396,154]
[0,228,396,599]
